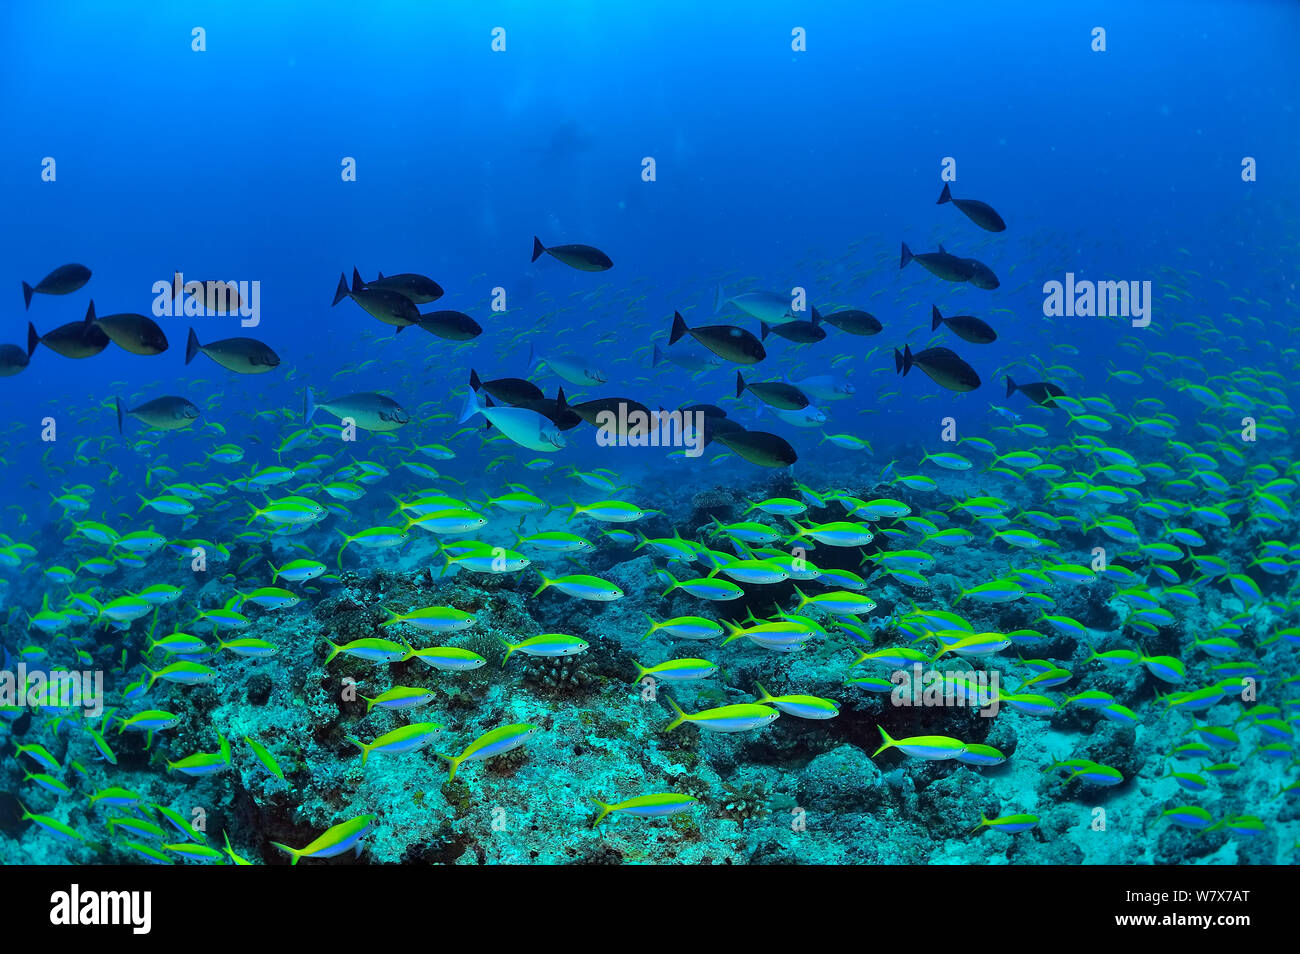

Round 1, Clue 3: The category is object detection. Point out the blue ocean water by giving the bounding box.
[1,1,1297,866]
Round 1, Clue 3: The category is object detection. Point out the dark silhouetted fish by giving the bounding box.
[332,269,420,329]
[562,394,654,432]
[1006,376,1065,409]
[27,318,110,359]
[186,328,280,374]
[703,416,747,442]
[0,344,29,376]
[714,428,798,468]
[680,403,727,420]
[669,312,765,365]
[171,273,242,312]
[937,183,1006,232]
[413,310,481,341]
[895,344,981,392]
[469,370,544,405]
[531,237,612,272]
[116,395,199,433]
[736,371,809,410]
[900,243,973,283]
[22,264,91,310]
[87,301,169,355]
[819,308,882,336]
[760,319,825,344]
[363,271,444,304]
[931,305,997,344]
[513,388,584,430]
[961,257,1000,290]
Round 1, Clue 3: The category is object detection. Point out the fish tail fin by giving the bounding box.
[331,273,349,306]
[651,343,664,367]
[115,397,123,435]
[660,569,679,598]
[663,695,688,732]
[632,659,650,682]
[712,283,725,314]
[457,388,482,425]
[22,281,33,310]
[436,751,463,782]
[267,560,280,583]
[669,311,688,345]
[322,636,343,665]
[937,182,952,205]
[900,242,913,269]
[793,584,810,610]
[1005,376,1017,398]
[590,797,615,828]
[931,305,944,331]
[348,736,370,765]
[84,300,95,324]
[531,236,546,263]
[469,368,482,391]
[185,327,200,365]
[530,575,551,598]
[971,814,990,834]
[304,387,317,424]
[735,370,747,398]
[754,682,774,704]
[499,637,518,663]
[721,618,747,645]
[871,725,896,758]
[641,613,660,640]
[26,322,39,358]
[269,841,302,865]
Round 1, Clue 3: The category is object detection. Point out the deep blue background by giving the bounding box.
[2,0,1297,530]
